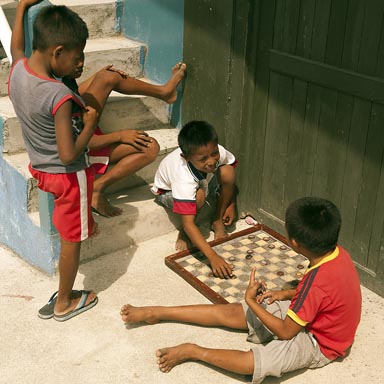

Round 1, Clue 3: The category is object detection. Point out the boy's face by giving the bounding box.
[53,45,85,79]
[182,141,220,174]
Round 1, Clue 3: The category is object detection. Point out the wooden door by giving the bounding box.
[240,0,384,295]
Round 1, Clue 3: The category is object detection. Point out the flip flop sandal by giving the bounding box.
[53,290,98,322]
[37,291,58,319]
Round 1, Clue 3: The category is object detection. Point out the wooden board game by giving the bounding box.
[165,224,309,304]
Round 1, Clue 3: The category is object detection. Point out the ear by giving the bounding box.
[180,152,188,161]
[53,45,65,58]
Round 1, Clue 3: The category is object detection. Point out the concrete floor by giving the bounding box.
[0,220,383,384]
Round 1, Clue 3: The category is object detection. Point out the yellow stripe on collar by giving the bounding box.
[305,246,339,273]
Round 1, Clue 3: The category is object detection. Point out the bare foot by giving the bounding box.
[156,344,197,373]
[92,190,122,217]
[54,290,97,316]
[162,62,187,104]
[212,220,228,240]
[176,230,191,251]
[120,304,160,324]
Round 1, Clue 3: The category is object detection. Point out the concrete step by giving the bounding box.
[0,0,119,42]
[0,57,9,97]
[50,0,120,39]
[99,89,170,133]
[78,36,146,82]
[80,184,179,262]
[1,151,38,212]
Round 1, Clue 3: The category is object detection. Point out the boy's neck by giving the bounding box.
[305,248,336,267]
[27,51,55,79]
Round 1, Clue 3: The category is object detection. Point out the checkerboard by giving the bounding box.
[165,224,309,304]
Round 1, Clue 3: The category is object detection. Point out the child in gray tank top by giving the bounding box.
[9,0,99,322]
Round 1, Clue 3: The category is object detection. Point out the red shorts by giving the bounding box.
[29,164,95,242]
[88,127,110,174]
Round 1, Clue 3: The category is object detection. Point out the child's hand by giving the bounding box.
[82,106,99,130]
[245,267,264,303]
[210,255,234,279]
[119,130,153,150]
[257,289,290,305]
[222,202,236,226]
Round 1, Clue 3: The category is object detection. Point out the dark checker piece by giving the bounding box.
[165,224,309,304]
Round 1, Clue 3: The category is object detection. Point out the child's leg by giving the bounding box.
[156,344,254,375]
[78,63,186,116]
[212,165,236,239]
[120,302,248,329]
[92,138,160,217]
[55,238,97,315]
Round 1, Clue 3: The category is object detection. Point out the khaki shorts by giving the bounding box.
[241,300,332,384]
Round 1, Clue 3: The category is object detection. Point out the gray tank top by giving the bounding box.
[8,58,90,173]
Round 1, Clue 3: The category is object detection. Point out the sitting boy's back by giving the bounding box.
[285,197,362,359]
[288,244,361,359]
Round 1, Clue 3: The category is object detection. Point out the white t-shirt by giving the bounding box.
[151,144,236,214]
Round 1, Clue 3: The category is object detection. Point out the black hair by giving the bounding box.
[178,121,218,156]
[285,197,341,256]
[33,5,88,51]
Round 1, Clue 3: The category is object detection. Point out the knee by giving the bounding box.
[145,137,160,162]
[95,68,120,88]
[217,165,236,185]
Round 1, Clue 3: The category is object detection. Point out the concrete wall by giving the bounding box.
[0,117,59,274]
[121,0,184,126]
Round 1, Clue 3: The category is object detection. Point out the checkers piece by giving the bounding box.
[229,256,236,262]
[248,234,256,239]
[260,259,269,266]
[277,271,284,276]
[247,250,254,255]
[297,264,305,269]
[279,245,287,250]
[263,236,270,242]
[245,254,253,260]
[268,244,275,249]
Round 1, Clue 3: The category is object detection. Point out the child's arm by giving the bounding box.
[181,214,234,279]
[245,267,302,340]
[10,0,42,63]
[55,102,99,165]
[88,129,153,152]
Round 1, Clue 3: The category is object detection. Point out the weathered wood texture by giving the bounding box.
[183,0,384,296]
